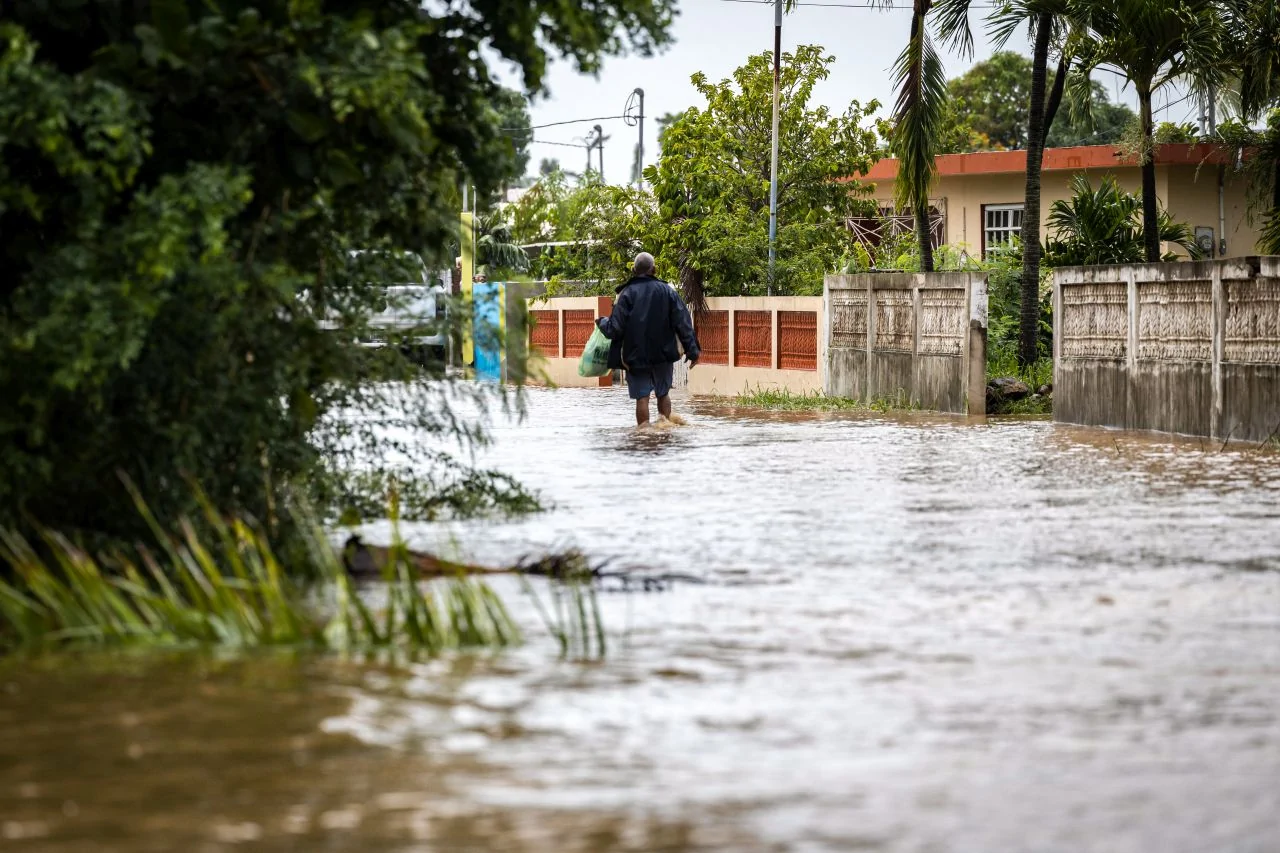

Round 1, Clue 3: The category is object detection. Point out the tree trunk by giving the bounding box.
[1018,12,1053,368]
[917,202,935,272]
[1139,89,1160,262]
[1043,57,1068,140]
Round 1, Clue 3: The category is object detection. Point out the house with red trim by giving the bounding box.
[851,143,1259,259]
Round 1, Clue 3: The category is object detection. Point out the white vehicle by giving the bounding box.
[305,252,451,359]
[365,271,451,352]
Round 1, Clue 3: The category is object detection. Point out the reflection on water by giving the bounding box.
[3,387,1280,852]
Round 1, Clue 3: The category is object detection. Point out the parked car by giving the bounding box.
[365,274,450,358]
[304,251,450,363]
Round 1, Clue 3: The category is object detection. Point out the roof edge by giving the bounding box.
[853,142,1239,182]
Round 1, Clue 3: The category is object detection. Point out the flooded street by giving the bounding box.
[4,386,1280,852]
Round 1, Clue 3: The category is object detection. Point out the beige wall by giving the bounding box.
[689,296,825,397]
[524,355,610,389]
[523,295,829,398]
[1165,164,1260,258]
[688,364,823,396]
[523,295,614,389]
[872,164,1258,259]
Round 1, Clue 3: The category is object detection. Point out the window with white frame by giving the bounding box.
[984,204,1023,254]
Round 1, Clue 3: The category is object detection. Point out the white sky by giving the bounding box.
[498,0,1198,185]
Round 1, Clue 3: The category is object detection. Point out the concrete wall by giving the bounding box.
[523,295,615,388]
[1053,257,1280,441]
[503,280,545,384]
[824,272,988,415]
[521,294,825,397]
[685,296,825,397]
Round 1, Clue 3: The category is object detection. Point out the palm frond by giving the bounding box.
[1063,59,1098,129]
[890,2,947,269]
[986,0,1036,49]
[1046,173,1200,264]
[933,0,977,56]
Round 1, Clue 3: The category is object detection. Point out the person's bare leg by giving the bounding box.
[657,394,672,420]
[635,396,650,426]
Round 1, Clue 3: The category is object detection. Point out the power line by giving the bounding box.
[529,138,591,149]
[501,114,626,132]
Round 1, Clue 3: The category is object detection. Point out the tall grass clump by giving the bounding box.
[985,350,1053,390]
[733,388,918,412]
[521,575,607,660]
[512,550,606,660]
[0,484,520,656]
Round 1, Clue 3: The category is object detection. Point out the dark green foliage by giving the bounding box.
[476,213,530,275]
[943,51,1034,151]
[646,45,882,296]
[981,244,1054,370]
[1044,174,1203,265]
[0,1,672,547]
[492,88,534,188]
[1152,121,1199,144]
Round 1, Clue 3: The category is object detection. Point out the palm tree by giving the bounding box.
[889,0,947,272]
[937,0,1070,365]
[1064,0,1225,262]
[475,213,529,276]
[1218,0,1280,248]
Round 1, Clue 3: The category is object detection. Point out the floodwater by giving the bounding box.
[4,387,1280,852]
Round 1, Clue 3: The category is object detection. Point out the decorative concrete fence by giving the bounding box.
[823,272,988,415]
[525,295,615,388]
[685,296,824,396]
[1053,257,1280,441]
[522,294,824,396]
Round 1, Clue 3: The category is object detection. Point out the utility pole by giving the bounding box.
[594,124,605,178]
[767,0,782,296]
[626,88,646,188]
[1209,84,1226,257]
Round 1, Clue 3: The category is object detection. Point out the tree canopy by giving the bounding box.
[933,51,1139,153]
[0,0,675,544]
[947,51,1034,150]
[1045,81,1137,147]
[646,45,881,296]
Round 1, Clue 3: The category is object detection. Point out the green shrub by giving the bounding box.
[1044,174,1203,265]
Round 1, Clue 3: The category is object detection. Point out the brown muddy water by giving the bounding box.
[3,386,1280,852]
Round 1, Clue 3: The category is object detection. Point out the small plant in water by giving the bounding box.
[515,550,607,660]
[733,388,917,412]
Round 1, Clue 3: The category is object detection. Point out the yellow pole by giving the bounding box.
[460,211,475,366]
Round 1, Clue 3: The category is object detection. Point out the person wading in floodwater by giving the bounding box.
[596,252,701,426]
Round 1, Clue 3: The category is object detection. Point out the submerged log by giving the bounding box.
[340,535,499,578]
[339,536,707,591]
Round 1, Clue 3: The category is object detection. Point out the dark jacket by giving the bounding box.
[596,275,700,371]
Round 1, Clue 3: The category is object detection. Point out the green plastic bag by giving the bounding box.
[578,327,612,377]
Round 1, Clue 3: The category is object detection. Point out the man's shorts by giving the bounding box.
[625,362,675,400]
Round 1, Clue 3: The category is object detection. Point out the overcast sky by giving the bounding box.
[499,0,1197,186]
